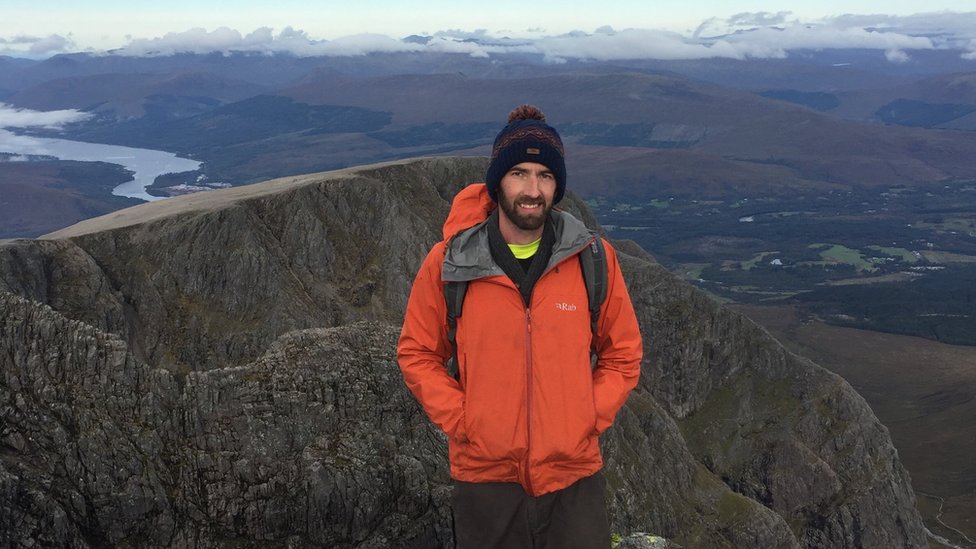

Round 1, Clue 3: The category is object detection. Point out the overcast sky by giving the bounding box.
[2,1,976,62]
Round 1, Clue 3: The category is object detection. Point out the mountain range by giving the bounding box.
[3,48,976,238]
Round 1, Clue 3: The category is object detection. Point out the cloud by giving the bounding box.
[120,27,251,56]
[729,11,793,27]
[0,33,75,57]
[827,11,976,48]
[719,23,935,53]
[30,10,976,63]
[447,20,939,63]
[313,33,423,56]
[0,103,92,130]
[885,49,911,63]
[534,12,965,61]
[0,129,54,157]
[964,39,976,60]
[694,11,795,38]
[533,29,741,62]
[116,26,422,57]
[0,154,32,162]
[425,36,495,58]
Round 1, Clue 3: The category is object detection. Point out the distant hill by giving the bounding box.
[9,71,269,118]
[23,67,976,201]
[0,159,141,237]
[856,72,976,130]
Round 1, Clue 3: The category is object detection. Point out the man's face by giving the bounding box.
[497,162,557,236]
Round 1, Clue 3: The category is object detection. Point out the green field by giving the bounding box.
[809,243,877,272]
[866,245,918,263]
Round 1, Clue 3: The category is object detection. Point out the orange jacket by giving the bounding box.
[397,183,642,496]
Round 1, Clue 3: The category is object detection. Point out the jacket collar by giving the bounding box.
[443,205,595,283]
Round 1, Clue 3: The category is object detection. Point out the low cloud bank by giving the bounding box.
[2,11,976,62]
[0,130,53,159]
[0,104,92,158]
[0,34,74,56]
[0,104,92,130]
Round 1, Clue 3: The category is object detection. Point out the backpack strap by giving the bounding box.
[444,279,467,379]
[579,236,608,350]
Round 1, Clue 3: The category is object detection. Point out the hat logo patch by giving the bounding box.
[526,147,540,155]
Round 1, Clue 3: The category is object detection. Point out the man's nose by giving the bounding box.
[524,174,543,195]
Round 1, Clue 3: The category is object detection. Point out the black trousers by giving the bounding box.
[452,471,611,549]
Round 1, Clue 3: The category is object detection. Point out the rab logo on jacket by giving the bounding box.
[555,302,578,312]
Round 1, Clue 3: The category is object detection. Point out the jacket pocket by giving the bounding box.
[463,400,523,461]
[532,358,599,463]
[461,363,527,461]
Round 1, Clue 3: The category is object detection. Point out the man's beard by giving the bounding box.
[499,191,552,231]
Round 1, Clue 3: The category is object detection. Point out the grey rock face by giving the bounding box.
[0,157,927,547]
[615,532,683,549]
[627,255,924,547]
[1,291,449,547]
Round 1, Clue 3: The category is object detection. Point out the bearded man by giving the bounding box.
[398,105,643,549]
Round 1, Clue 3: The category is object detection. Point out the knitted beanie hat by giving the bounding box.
[485,105,566,204]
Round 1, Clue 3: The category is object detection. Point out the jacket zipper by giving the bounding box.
[524,306,534,496]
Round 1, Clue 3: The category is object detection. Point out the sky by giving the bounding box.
[2,1,976,61]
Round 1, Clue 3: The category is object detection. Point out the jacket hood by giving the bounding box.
[443,183,496,241]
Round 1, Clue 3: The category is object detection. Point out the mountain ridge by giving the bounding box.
[0,156,928,547]
[40,158,430,239]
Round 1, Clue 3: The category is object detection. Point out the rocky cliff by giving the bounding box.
[0,157,927,548]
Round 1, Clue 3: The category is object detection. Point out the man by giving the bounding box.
[397,105,643,548]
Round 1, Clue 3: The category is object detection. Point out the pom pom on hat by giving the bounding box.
[485,105,566,203]
[508,104,547,123]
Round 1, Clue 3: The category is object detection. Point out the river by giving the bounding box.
[0,129,201,202]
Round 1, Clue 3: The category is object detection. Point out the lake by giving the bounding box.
[0,129,201,202]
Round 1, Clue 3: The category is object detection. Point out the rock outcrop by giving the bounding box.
[0,157,928,547]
